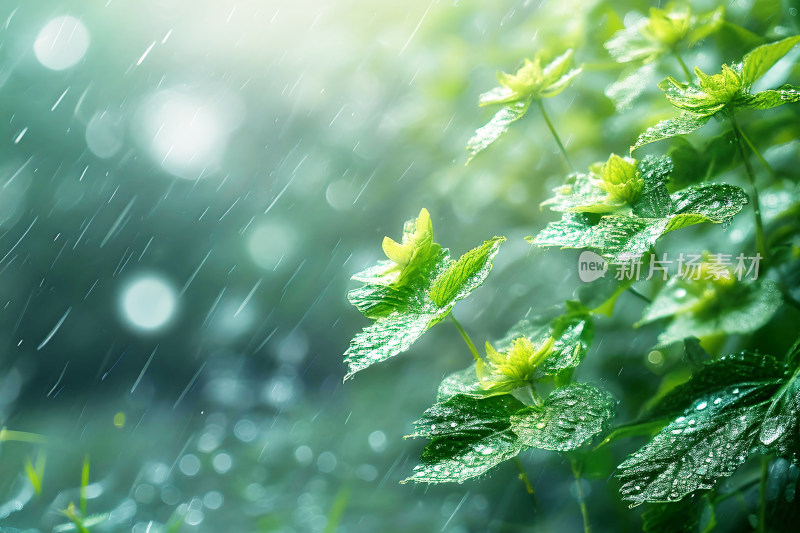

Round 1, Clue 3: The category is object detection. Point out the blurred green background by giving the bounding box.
[0,0,798,531]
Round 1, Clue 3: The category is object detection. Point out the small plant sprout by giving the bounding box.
[476,336,555,396]
[606,4,725,74]
[24,451,47,496]
[466,49,581,167]
[604,3,727,109]
[55,456,111,533]
[379,207,435,287]
[634,36,800,150]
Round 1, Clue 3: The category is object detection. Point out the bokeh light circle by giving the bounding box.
[86,111,124,158]
[34,16,90,71]
[120,276,177,331]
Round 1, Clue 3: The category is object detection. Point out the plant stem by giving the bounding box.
[570,456,591,533]
[738,127,776,178]
[448,313,481,361]
[785,333,800,367]
[627,286,652,304]
[0,428,46,444]
[537,99,574,172]
[513,457,541,511]
[730,115,767,262]
[758,456,769,533]
[673,50,692,81]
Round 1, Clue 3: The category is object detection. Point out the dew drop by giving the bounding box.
[760,419,786,446]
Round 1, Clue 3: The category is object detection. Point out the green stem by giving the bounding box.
[448,313,481,361]
[758,456,769,533]
[570,456,591,533]
[513,457,541,511]
[738,127,776,178]
[0,428,46,444]
[522,383,544,408]
[537,99,574,172]
[673,50,692,81]
[786,333,800,367]
[323,486,351,533]
[627,286,652,304]
[730,115,767,262]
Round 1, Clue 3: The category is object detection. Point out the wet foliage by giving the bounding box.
[1,0,800,532]
[341,0,800,531]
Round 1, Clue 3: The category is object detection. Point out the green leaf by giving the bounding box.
[740,85,800,110]
[24,453,46,496]
[510,383,615,451]
[0,428,46,444]
[403,394,526,483]
[377,207,438,287]
[645,352,787,419]
[605,20,661,64]
[758,367,800,462]
[631,156,673,218]
[618,351,800,506]
[54,510,111,533]
[80,455,89,516]
[344,211,505,379]
[605,63,658,111]
[717,21,764,51]
[618,382,778,506]
[633,113,711,150]
[741,35,800,86]
[669,183,748,223]
[344,312,438,378]
[405,429,524,484]
[685,6,724,46]
[347,281,414,320]
[532,182,746,260]
[639,277,783,347]
[436,364,486,402]
[408,394,524,439]
[430,237,505,307]
[466,101,530,163]
[540,68,582,99]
